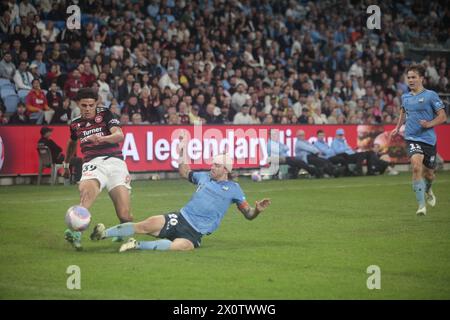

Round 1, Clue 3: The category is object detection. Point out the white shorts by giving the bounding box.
[80,157,132,192]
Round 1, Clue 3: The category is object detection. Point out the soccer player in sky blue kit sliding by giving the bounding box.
[391,64,447,216]
[90,132,271,251]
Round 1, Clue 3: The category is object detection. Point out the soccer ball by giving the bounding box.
[65,205,91,231]
[251,171,262,182]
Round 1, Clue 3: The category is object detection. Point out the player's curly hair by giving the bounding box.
[406,64,426,77]
[76,88,98,101]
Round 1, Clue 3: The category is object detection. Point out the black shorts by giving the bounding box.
[405,140,437,169]
[157,212,202,248]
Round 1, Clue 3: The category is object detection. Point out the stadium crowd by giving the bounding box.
[0,0,449,126]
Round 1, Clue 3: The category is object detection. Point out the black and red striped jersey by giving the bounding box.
[70,107,123,162]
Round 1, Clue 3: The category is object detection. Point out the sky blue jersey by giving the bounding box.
[314,139,336,159]
[401,89,444,146]
[180,172,246,235]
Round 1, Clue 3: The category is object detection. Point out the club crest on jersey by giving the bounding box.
[95,115,103,123]
[222,186,229,191]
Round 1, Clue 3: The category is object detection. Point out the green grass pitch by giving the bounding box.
[1,172,450,299]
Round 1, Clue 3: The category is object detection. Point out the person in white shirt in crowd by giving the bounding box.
[231,83,251,113]
[97,72,112,106]
[13,60,33,90]
[233,105,253,125]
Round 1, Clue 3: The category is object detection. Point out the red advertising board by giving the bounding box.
[1,124,449,175]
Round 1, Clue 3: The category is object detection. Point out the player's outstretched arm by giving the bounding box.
[238,198,271,220]
[177,131,191,179]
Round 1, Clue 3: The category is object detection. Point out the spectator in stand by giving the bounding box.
[98,72,112,106]
[31,50,46,77]
[46,63,63,89]
[64,69,83,100]
[0,52,16,80]
[204,103,223,124]
[46,81,62,111]
[231,83,250,114]
[233,105,253,125]
[79,59,96,87]
[26,79,54,124]
[8,102,30,124]
[189,105,205,125]
[0,108,8,125]
[13,60,33,90]
[118,73,135,104]
[124,95,144,120]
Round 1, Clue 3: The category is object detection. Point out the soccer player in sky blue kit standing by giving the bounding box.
[90,131,271,251]
[391,64,447,216]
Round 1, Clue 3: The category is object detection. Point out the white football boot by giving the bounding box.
[119,238,138,252]
[416,206,427,216]
[425,189,436,207]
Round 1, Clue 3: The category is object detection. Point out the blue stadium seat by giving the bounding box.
[17,89,30,103]
[1,87,16,99]
[0,78,12,87]
[0,82,15,92]
[4,94,20,113]
[54,20,66,30]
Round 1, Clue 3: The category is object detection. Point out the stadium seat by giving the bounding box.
[53,20,66,30]
[3,94,20,113]
[0,82,15,92]
[37,146,64,186]
[0,78,12,87]
[17,89,30,102]
[0,87,16,99]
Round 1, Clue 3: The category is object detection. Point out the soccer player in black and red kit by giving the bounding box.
[63,88,133,250]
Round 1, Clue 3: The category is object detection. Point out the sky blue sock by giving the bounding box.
[136,239,172,251]
[413,180,426,207]
[105,223,135,238]
[425,177,433,193]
